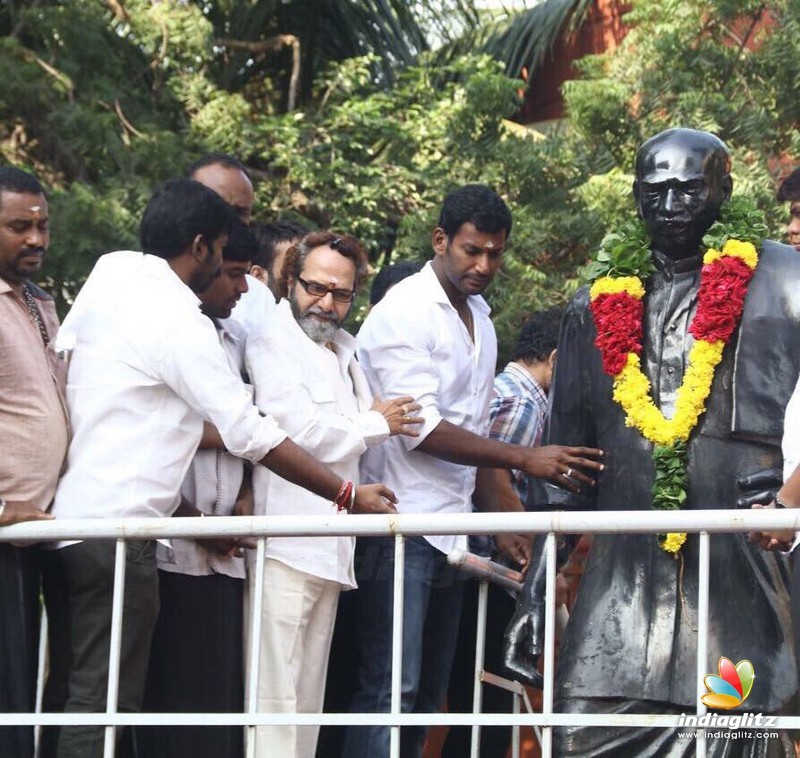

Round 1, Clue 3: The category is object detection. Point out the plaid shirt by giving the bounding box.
[488,362,548,506]
[470,362,548,556]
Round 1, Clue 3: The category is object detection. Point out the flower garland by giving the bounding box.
[587,200,764,555]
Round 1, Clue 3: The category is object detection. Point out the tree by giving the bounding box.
[1,0,797,364]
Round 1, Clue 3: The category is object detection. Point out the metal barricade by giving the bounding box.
[0,509,799,758]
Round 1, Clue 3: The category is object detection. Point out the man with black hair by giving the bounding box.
[139,221,257,758]
[188,152,278,339]
[43,179,396,758]
[345,185,602,757]
[777,167,800,251]
[250,220,307,301]
[0,166,64,757]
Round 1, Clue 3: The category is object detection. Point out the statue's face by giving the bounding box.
[633,131,731,259]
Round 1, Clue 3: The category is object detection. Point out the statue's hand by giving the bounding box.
[736,468,783,508]
[502,601,544,689]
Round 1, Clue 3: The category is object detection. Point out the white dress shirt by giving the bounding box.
[223,274,275,342]
[157,319,249,579]
[246,299,389,588]
[356,261,497,554]
[52,252,286,526]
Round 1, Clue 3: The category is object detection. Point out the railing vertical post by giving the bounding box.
[246,536,267,758]
[512,691,521,758]
[470,580,489,757]
[696,530,710,758]
[103,538,127,758]
[540,532,557,758]
[34,607,48,758]
[390,534,405,758]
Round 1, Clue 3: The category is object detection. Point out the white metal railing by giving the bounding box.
[2,509,800,758]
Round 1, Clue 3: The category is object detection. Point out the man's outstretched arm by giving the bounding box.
[258,438,397,515]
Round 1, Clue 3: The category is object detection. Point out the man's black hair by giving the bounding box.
[186,152,252,182]
[437,184,512,240]
[140,178,236,260]
[777,168,800,203]
[510,306,564,364]
[224,221,259,263]
[250,220,307,268]
[0,166,45,205]
[369,261,423,306]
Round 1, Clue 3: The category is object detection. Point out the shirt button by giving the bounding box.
[667,367,675,374]
[670,323,678,331]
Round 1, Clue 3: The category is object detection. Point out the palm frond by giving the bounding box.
[432,0,595,78]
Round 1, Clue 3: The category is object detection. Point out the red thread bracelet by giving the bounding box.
[334,481,354,513]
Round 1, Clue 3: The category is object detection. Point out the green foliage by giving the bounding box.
[0,0,798,368]
[705,196,769,250]
[652,442,689,510]
[583,218,654,280]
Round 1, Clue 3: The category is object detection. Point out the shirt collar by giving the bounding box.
[504,361,544,396]
[142,254,202,309]
[652,249,703,276]
[420,260,491,316]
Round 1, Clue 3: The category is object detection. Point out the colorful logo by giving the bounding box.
[701,657,754,709]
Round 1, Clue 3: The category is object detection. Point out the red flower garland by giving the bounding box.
[590,292,644,375]
[689,256,753,342]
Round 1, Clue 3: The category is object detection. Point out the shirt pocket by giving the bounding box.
[307,381,336,406]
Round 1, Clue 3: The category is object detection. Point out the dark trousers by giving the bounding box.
[0,544,41,758]
[441,578,516,758]
[41,540,159,758]
[317,589,359,757]
[342,535,464,758]
[138,570,244,758]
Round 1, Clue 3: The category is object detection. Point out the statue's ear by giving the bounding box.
[721,174,733,203]
[632,179,643,219]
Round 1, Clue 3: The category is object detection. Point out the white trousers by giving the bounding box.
[248,558,340,758]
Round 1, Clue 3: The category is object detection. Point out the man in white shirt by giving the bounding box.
[43,179,396,758]
[138,221,257,758]
[344,184,603,757]
[187,152,278,340]
[245,231,420,758]
[250,220,307,301]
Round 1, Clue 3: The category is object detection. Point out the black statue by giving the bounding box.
[503,128,800,756]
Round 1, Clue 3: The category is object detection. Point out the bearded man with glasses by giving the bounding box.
[244,231,423,758]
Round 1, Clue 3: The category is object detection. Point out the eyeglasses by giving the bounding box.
[297,276,355,304]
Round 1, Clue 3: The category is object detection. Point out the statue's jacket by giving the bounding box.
[545,239,800,711]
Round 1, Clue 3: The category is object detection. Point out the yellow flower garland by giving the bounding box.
[611,341,725,447]
[591,240,759,554]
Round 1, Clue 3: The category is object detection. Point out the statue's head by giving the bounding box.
[633,128,732,259]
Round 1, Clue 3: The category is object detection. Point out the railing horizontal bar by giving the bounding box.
[1,509,798,541]
[5,713,797,728]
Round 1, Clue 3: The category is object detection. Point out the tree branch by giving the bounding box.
[216,35,301,111]
[105,0,130,23]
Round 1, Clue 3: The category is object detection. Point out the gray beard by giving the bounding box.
[297,313,338,344]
